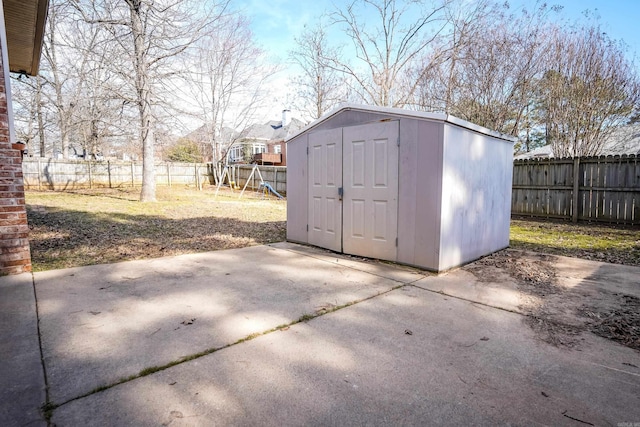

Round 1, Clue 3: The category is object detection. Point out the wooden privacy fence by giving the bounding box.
[512,155,640,224]
[22,159,288,195]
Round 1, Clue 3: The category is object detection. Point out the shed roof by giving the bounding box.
[3,0,49,75]
[286,103,517,143]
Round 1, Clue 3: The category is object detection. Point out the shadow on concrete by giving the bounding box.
[34,244,422,407]
[49,277,640,426]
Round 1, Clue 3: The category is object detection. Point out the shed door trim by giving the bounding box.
[306,120,399,263]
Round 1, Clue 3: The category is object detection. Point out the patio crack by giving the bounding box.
[47,281,416,414]
[31,272,53,426]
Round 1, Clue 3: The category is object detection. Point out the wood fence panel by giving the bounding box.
[513,155,640,224]
[22,159,212,190]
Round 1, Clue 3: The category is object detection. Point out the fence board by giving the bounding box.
[22,159,211,190]
[513,155,640,225]
[23,160,289,196]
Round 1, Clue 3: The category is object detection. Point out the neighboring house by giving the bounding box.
[228,110,305,166]
[515,125,640,160]
[0,0,49,275]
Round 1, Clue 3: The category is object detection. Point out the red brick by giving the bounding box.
[0,234,29,241]
[0,264,31,275]
[0,149,19,158]
[0,218,27,226]
[0,258,32,267]
[0,225,29,234]
[0,212,26,220]
[0,251,30,262]
[0,206,26,212]
[0,193,23,200]
[0,237,29,247]
[0,239,25,253]
[0,246,30,254]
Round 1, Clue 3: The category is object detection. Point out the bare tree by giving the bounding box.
[183,12,277,180]
[537,24,640,157]
[324,0,451,107]
[289,20,348,119]
[11,74,49,156]
[73,0,225,201]
[41,0,77,158]
[415,2,554,139]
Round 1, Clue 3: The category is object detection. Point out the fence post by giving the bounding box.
[107,160,112,188]
[37,157,42,191]
[88,161,93,189]
[167,163,172,187]
[572,157,580,223]
[131,162,135,187]
[274,167,278,192]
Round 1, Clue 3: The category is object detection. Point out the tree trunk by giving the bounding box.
[35,78,46,157]
[127,0,156,202]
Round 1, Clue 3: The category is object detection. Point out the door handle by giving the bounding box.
[338,187,343,201]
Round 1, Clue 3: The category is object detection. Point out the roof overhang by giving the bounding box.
[286,103,518,143]
[3,0,49,75]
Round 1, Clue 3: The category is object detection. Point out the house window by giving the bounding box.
[251,143,266,154]
[274,144,282,154]
[229,145,243,162]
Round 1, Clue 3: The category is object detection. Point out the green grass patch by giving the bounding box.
[510,218,640,265]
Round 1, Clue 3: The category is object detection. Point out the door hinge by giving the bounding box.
[307,224,309,232]
[307,146,309,155]
[395,237,398,247]
[397,137,400,146]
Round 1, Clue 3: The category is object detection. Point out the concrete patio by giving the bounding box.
[1,242,639,426]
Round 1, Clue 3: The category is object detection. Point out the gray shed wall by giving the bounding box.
[396,119,444,270]
[286,107,513,272]
[286,133,308,244]
[438,123,513,270]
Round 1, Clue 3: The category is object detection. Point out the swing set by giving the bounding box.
[214,163,283,200]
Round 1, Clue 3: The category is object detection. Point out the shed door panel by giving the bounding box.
[308,128,343,252]
[343,121,399,261]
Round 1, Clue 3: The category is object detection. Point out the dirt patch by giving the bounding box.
[578,294,640,350]
[466,250,640,351]
[467,251,558,296]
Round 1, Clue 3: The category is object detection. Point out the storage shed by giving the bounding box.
[286,104,515,272]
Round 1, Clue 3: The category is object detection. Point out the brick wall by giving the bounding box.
[0,49,31,275]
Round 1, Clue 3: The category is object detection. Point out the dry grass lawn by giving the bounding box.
[26,186,286,271]
[25,187,640,271]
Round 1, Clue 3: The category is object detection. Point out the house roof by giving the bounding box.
[3,0,49,75]
[285,103,518,143]
[241,117,305,141]
[514,124,640,159]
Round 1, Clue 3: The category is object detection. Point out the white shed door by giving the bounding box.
[343,121,399,261]
[308,127,343,252]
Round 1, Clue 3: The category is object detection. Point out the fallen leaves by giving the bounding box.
[25,187,286,271]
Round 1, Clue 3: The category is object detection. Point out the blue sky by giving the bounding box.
[541,0,640,55]
[243,0,640,57]
[238,0,640,120]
